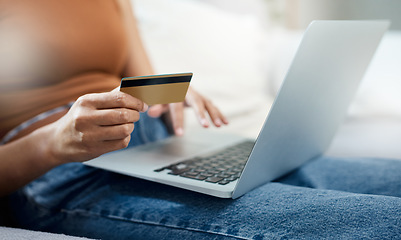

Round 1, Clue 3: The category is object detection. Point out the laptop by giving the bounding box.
[85,20,390,199]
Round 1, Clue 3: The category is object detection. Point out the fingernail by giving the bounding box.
[200,118,209,127]
[214,119,222,127]
[142,103,149,112]
[176,128,184,136]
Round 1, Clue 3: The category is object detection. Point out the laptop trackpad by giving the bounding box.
[130,131,246,160]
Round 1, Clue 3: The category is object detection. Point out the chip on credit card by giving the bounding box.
[120,73,192,105]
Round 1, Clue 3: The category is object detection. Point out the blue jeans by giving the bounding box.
[6,113,401,239]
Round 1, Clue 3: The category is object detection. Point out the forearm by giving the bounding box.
[0,125,58,196]
[120,0,154,77]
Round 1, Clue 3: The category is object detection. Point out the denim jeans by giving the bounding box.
[5,113,401,239]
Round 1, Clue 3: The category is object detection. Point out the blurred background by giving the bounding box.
[132,0,401,159]
[279,0,401,30]
[203,0,401,30]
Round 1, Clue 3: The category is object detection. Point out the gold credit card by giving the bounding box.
[120,72,192,105]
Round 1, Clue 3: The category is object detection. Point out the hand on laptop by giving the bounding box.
[147,86,229,136]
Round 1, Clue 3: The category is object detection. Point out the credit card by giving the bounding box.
[120,72,192,105]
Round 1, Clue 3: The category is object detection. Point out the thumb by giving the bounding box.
[147,104,168,118]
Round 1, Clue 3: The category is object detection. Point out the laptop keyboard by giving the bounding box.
[154,140,254,185]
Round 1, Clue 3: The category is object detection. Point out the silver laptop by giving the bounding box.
[85,20,389,199]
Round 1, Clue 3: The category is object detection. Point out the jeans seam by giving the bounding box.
[60,208,252,240]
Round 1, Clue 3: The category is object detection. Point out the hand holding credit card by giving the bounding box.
[120,73,192,105]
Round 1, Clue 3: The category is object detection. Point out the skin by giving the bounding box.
[0,0,228,196]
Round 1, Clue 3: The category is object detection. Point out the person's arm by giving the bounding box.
[118,0,154,77]
[0,91,147,197]
[118,0,229,136]
[0,125,59,196]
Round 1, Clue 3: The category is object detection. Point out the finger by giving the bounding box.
[204,101,229,127]
[190,97,210,128]
[185,87,210,127]
[220,114,229,125]
[147,104,169,118]
[92,123,135,141]
[75,125,133,158]
[186,88,229,127]
[76,92,148,112]
[169,102,185,136]
[92,108,140,126]
[204,101,221,127]
[99,135,132,153]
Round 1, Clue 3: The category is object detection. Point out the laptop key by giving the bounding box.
[217,174,230,178]
[207,170,221,175]
[218,180,231,185]
[169,167,191,175]
[205,177,224,183]
[228,177,239,181]
[181,173,207,181]
[183,171,199,176]
[154,167,166,172]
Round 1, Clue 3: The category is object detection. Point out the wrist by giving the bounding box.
[32,123,63,168]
